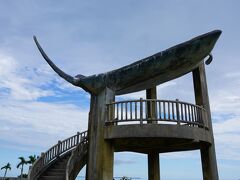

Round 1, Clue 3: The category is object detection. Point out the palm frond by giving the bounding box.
[17,157,26,168]
[16,163,21,169]
[1,163,11,170]
[28,155,37,164]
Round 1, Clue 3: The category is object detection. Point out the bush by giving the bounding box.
[17,173,28,178]
[120,177,132,180]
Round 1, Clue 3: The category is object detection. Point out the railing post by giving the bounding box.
[176,99,180,125]
[199,105,203,128]
[77,132,80,144]
[41,152,44,156]
[41,152,45,165]
[84,131,88,143]
[111,102,116,125]
[140,98,143,125]
[154,99,157,120]
[57,140,61,158]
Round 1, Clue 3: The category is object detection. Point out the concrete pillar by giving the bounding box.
[146,87,157,120]
[148,152,160,180]
[192,63,219,180]
[87,88,115,180]
[146,87,157,99]
[146,87,160,180]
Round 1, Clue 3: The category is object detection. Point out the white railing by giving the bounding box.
[28,130,88,180]
[106,99,208,129]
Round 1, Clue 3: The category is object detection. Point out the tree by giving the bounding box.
[27,155,37,165]
[1,163,11,180]
[27,155,37,175]
[17,157,27,180]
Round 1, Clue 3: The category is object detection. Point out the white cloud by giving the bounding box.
[211,91,240,115]
[0,53,54,100]
[0,100,88,151]
[214,117,240,134]
[161,150,200,160]
[117,81,177,100]
[218,162,240,171]
[0,53,89,153]
[224,71,240,79]
[213,114,240,161]
[205,71,240,160]
[115,158,136,165]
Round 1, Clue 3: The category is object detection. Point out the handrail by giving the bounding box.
[66,136,88,180]
[106,99,208,129]
[28,130,88,180]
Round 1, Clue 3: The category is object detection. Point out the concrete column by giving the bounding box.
[146,87,157,99]
[192,63,219,180]
[148,152,160,180]
[146,87,157,120]
[87,88,115,180]
[146,87,160,180]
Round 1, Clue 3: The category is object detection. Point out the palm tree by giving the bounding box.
[27,155,36,165]
[17,157,27,180]
[27,155,37,175]
[1,163,11,180]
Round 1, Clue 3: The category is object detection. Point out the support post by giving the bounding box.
[148,152,160,180]
[146,87,160,180]
[192,63,219,180]
[87,88,115,180]
[176,99,180,125]
[57,140,61,158]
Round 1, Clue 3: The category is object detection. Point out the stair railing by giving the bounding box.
[28,130,88,180]
[66,135,88,180]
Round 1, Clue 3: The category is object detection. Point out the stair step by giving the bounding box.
[46,171,65,176]
[39,175,65,180]
[48,167,65,172]
[52,163,67,168]
[56,161,68,165]
[42,168,65,176]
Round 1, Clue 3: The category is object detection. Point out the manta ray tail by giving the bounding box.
[33,36,83,86]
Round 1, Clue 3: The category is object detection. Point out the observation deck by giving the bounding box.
[104,99,212,153]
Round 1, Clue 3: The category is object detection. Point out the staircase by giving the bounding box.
[39,153,70,180]
[28,131,88,180]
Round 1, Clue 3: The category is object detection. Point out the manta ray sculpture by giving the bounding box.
[34,30,221,95]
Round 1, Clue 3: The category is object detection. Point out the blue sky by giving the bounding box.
[0,1,240,179]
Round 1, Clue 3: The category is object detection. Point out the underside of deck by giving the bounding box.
[105,124,212,153]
